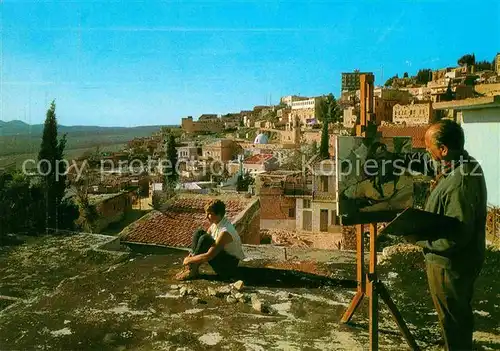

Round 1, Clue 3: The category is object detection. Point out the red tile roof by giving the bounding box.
[378,125,428,149]
[120,197,248,247]
[243,154,274,165]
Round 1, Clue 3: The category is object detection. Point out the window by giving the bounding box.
[288,208,296,218]
[320,176,329,192]
[331,210,337,225]
[303,199,311,208]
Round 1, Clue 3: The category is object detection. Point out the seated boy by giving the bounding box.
[175,199,245,280]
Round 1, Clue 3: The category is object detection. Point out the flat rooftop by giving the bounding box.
[1,235,499,350]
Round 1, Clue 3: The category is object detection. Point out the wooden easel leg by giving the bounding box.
[368,223,378,350]
[341,290,364,323]
[377,282,420,351]
[341,224,365,323]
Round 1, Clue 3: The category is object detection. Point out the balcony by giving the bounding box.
[283,182,313,197]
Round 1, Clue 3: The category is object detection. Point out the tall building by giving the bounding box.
[495,53,500,73]
[341,70,372,92]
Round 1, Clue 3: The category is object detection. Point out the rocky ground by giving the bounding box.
[0,235,499,350]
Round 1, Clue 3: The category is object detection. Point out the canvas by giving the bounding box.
[335,136,414,225]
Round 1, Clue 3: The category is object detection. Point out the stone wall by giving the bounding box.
[233,198,261,245]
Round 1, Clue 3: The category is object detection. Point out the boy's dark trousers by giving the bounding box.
[191,229,239,278]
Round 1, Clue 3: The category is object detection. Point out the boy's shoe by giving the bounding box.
[175,266,199,281]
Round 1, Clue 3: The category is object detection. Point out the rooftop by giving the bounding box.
[1,235,499,350]
[119,194,252,247]
[433,95,500,110]
[88,192,125,205]
[243,154,275,165]
[379,125,428,149]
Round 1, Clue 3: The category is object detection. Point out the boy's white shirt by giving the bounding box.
[208,217,245,260]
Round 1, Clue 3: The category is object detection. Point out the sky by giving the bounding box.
[0,0,499,127]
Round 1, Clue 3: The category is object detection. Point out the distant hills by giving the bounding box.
[0,120,180,158]
[0,119,177,137]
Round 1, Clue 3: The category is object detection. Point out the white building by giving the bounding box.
[434,96,500,207]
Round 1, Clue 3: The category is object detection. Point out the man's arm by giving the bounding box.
[415,181,475,253]
[185,231,233,265]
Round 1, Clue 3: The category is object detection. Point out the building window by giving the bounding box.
[288,208,296,218]
[320,176,329,192]
[331,210,337,225]
[303,199,311,208]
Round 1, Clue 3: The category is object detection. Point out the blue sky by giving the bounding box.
[1,0,499,127]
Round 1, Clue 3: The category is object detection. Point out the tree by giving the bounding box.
[0,171,46,244]
[165,134,178,184]
[74,169,99,232]
[311,140,318,156]
[458,53,475,67]
[38,101,78,232]
[236,172,254,192]
[443,80,454,101]
[403,72,409,78]
[317,93,341,124]
[319,119,330,159]
[384,74,399,87]
[416,69,432,85]
[475,60,493,71]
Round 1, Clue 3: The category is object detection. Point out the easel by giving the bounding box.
[339,74,420,351]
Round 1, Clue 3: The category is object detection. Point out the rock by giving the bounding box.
[226,295,237,304]
[179,287,188,297]
[232,280,244,291]
[251,295,266,313]
[191,297,200,305]
[216,286,231,297]
[207,287,218,297]
[170,285,181,290]
[234,292,244,300]
[187,288,195,296]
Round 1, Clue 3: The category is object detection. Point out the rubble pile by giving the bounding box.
[170,280,274,314]
[261,229,312,248]
[379,244,425,271]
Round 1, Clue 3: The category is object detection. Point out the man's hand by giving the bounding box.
[183,256,193,265]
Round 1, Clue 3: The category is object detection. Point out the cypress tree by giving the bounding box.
[319,120,330,159]
[38,101,74,232]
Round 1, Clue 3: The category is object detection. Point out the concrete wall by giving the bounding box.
[462,107,500,207]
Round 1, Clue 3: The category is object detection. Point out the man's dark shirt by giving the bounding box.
[402,151,487,271]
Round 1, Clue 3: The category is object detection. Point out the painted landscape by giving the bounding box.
[335,136,414,224]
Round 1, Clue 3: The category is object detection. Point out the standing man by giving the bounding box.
[410,120,487,350]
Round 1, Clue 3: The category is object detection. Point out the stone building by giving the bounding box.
[393,102,433,125]
[85,192,134,232]
[343,106,358,128]
[201,139,242,163]
[181,116,224,134]
[341,71,372,92]
[280,95,309,107]
[177,143,200,161]
[290,97,322,127]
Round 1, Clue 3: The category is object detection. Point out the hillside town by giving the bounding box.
[45,52,500,251]
[2,50,500,351]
